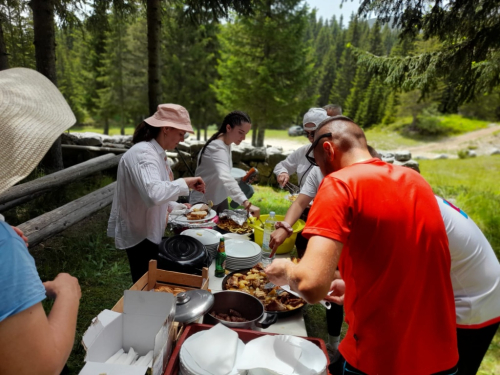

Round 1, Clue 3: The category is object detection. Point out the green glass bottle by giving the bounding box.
[215,237,226,278]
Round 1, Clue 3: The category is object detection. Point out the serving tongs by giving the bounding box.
[283,182,300,195]
[263,282,332,309]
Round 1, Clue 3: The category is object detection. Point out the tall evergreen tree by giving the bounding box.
[329,15,361,108]
[343,21,383,118]
[162,4,220,140]
[358,0,500,106]
[56,27,85,123]
[214,0,315,146]
[355,78,385,127]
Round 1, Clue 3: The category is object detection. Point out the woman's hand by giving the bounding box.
[277,173,290,188]
[184,177,205,193]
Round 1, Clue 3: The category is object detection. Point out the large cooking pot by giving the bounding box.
[203,291,277,330]
[222,269,305,318]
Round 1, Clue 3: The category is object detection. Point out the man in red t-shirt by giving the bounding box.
[266,116,458,375]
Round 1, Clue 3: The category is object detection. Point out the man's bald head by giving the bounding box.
[315,116,368,153]
[312,116,372,175]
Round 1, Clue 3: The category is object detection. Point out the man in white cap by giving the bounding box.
[273,106,342,189]
[0,68,81,374]
[107,103,206,283]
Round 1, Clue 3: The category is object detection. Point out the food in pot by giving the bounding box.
[217,218,253,234]
[154,285,187,295]
[224,263,305,312]
[210,309,249,322]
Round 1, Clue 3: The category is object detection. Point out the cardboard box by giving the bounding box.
[112,260,210,313]
[80,290,177,375]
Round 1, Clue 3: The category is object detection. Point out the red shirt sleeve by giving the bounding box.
[302,176,353,244]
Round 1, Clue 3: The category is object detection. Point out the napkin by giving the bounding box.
[184,324,239,375]
[237,335,302,375]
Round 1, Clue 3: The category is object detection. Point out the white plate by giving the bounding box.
[174,210,217,224]
[231,168,247,179]
[225,240,261,259]
[180,331,245,375]
[181,229,222,245]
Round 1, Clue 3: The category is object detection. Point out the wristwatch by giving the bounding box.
[275,221,293,237]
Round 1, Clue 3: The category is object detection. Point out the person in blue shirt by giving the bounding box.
[0,68,81,374]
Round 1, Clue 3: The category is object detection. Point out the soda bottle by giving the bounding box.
[215,237,227,278]
[261,212,276,266]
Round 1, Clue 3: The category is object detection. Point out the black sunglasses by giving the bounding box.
[305,132,332,166]
[304,130,315,139]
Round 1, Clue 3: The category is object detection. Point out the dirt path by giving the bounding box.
[407,124,500,156]
[267,124,500,158]
[265,137,307,152]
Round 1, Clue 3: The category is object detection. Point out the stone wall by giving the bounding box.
[61,133,421,183]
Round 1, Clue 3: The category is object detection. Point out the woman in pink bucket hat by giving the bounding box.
[107,104,206,282]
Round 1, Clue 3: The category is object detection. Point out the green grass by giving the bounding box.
[364,126,429,150]
[419,156,500,257]
[440,114,490,133]
[32,207,131,374]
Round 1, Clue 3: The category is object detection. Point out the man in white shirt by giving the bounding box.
[107,104,205,282]
[274,105,342,189]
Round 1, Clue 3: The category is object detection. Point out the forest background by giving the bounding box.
[2,0,499,147]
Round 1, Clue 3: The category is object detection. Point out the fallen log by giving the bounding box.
[62,144,128,154]
[18,182,116,248]
[0,153,121,208]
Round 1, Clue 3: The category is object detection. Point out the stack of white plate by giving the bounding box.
[179,331,246,375]
[181,229,222,261]
[225,240,262,270]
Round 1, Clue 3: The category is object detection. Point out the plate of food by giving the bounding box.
[173,203,217,223]
[217,218,253,234]
[222,262,306,317]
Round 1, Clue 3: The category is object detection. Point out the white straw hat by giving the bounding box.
[0,68,76,195]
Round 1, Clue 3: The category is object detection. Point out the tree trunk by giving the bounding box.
[252,124,258,146]
[257,127,265,147]
[103,117,109,135]
[204,124,207,141]
[31,0,64,172]
[197,126,201,141]
[0,13,9,70]
[147,0,161,115]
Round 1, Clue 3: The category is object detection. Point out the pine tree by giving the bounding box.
[344,21,383,118]
[162,4,220,140]
[96,9,130,135]
[357,0,500,105]
[214,0,315,146]
[355,78,385,127]
[329,15,361,108]
[56,27,85,123]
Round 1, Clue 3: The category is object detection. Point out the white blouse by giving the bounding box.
[190,139,247,206]
[107,139,189,249]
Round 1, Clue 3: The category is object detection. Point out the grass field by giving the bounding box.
[10,154,499,373]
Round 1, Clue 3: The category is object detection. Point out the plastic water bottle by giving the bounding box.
[261,212,276,266]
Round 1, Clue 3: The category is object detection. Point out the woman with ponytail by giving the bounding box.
[191,111,259,216]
